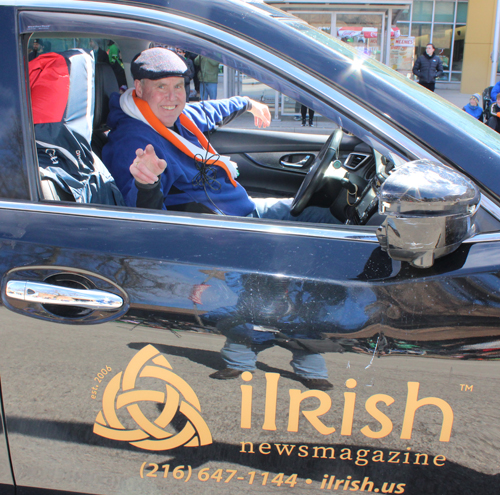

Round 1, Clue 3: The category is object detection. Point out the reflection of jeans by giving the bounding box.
[249,197,341,224]
[200,82,217,100]
[220,338,328,379]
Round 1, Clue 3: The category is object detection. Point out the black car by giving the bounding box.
[1,1,499,494]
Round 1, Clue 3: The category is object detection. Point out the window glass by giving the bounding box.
[293,12,332,35]
[411,23,432,58]
[397,23,410,37]
[434,2,455,23]
[452,25,466,71]
[412,1,433,22]
[456,2,468,24]
[450,72,462,81]
[396,8,411,22]
[432,24,453,70]
[335,13,384,62]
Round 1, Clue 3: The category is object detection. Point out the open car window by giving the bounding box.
[20,8,500,236]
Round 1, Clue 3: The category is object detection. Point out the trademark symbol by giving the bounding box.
[460,384,473,392]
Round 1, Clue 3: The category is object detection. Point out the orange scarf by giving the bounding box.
[132,91,237,187]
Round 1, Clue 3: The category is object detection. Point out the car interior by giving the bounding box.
[24,31,498,234]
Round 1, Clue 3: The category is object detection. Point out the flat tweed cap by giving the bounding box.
[131,47,188,80]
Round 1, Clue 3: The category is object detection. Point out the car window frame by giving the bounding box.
[18,3,497,241]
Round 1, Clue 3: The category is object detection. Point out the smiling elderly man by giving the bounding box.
[103,47,339,222]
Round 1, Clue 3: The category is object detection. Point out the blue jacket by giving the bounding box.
[463,103,483,120]
[103,94,255,216]
[491,81,500,102]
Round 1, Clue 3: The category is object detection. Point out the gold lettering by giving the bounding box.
[360,477,374,491]
[312,446,335,459]
[372,450,385,463]
[320,474,329,489]
[240,441,255,453]
[334,479,345,490]
[263,373,280,431]
[288,389,335,435]
[361,394,394,439]
[401,382,454,442]
[388,451,401,463]
[327,476,336,490]
[433,455,446,466]
[298,445,309,457]
[339,448,353,460]
[349,480,360,491]
[414,453,429,465]
[344,476,352,491]
[240,372,253,429]
[259,443,271,455]
[274,444,295,456]
[355,449,369,466]
[341,379,357,436]
[403,448,411,464]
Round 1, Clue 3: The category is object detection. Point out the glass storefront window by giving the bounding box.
[397,8,411,22]
[397,23,410,36]
[451,72,462,81]
[294,13,332,35]
[456,2,468,24]
[336,13,384,62]
[412,1,433,22]
[434,2,455,23]
[452,24,466,71]
[432,24,453,70]
[411,23,432,57]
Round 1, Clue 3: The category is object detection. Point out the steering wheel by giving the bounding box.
[290,128,343,217]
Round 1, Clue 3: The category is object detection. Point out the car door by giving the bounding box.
[1,3,500,495]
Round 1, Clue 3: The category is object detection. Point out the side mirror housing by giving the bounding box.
[376,160,480,268]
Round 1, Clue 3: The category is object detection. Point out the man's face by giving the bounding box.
[426,44,435,56]
[134,77,186,127]
[33,42,41,52]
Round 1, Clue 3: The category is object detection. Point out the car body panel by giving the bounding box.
[0,1,499,494]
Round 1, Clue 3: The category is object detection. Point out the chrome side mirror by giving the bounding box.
[376,160,480,268]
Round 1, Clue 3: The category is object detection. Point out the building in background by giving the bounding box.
[266,0,500,94]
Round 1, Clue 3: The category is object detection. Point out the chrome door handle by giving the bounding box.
[6,281,123,310]
[280,155,313,168]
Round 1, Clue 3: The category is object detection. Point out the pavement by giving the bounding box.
[227,87,471,134]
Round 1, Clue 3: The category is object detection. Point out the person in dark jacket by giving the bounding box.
[462,93,484,120]
[412,43,444,92]
[175,48,195,102]
[28,39,45,61]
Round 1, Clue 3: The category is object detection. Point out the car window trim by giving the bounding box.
[0,200,380,243]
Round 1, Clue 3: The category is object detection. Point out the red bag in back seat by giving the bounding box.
[29,49,124,206]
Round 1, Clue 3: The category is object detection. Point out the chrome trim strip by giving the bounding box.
[0,200,380,243]
[465,232,500,244]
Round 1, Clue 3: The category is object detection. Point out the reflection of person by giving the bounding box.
[487,94,500,133]
[194,54,219,100]
[462,93,483,121]
[89,39,109,64]
[103,48,341,223]
[28,39,44,61]
[300,105,315,127]
[412,43,443,92]
[206,273,334,391]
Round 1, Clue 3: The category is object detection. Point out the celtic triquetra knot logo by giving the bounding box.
[93,344,212,451]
